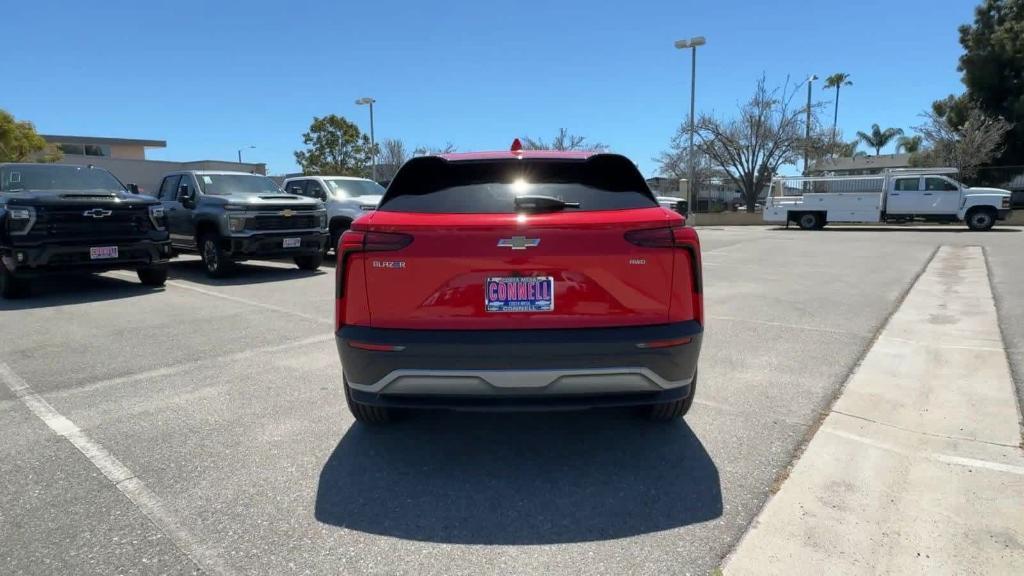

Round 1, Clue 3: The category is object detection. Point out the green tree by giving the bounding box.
[293,115,373,176]
[824,73,853,144]
[896,135,924,154]
[0,109,61,162]
[856,124,904,155]
[938,0,1024,165]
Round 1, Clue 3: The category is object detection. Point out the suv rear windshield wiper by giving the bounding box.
[513,195,581,212]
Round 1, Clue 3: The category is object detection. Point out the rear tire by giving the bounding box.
[645,373,697,421]
[344,376,393,424]
[965,208,996,231]
[797,212,822,230]
[200,234,234,278]
[137,265,168,287]
[295,253,323,271]
[0,265,29,299]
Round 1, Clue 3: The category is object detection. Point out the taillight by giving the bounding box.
[335,229,414,329]
[1003,197,1011,208]
[363,231,414,251]
[625,225,703,325]
[624,227,675,248]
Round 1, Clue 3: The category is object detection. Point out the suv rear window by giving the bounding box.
[378,155,657,213]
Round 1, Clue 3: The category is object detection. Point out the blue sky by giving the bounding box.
[2,0,976,177]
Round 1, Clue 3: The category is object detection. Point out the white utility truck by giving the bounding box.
[763,168,1012,231]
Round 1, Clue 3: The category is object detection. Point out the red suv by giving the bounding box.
[335,143,703,423]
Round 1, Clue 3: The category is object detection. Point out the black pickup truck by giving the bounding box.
[0,163,172,298]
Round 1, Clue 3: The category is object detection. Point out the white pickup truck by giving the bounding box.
[764,168,1013,231]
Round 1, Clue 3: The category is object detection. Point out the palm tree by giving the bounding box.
[857,124,904,155]
[896,134,923,154]
[824,73,853,145]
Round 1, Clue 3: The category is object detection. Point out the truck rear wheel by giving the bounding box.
[344,376,393,424]
[200,234,234,278]
[0,265,29,299]
[797,212,823,230]
[965,208,996,231]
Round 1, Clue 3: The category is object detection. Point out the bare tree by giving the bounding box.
[413,142,457,156]
[377,138,409,182]
[523,128,607,151]
[913,104,1012,178]
[688,77,807,212]
[654,129,724,196]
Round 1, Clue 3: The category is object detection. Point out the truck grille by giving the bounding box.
[29,206,152,239]
[249,214,319,231]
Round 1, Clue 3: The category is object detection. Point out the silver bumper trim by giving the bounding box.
[347,367,692,396]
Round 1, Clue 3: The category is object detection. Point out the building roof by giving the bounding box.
[810,153,912,173]
[40,134,166,148]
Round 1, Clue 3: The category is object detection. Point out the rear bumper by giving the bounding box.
[2,239,171,277]
[227,232,327,260]
[337,321,702,409]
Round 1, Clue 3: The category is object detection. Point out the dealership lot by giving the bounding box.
[2,226,1023,576]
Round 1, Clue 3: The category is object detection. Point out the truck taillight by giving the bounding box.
[335,229,414,329]
[1003,197,1011,208]
[625,226,703,325]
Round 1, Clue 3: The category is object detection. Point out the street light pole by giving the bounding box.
[237,145,254,164]
[355,97,377,181]
[675,36,705,224]
[804,74,818,174]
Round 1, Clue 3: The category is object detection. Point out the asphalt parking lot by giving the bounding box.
[2,225,1023,576]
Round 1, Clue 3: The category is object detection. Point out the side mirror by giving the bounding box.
[127,183,141,194]
[178,185,195,207]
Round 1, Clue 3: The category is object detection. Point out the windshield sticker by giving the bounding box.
[202,176,213,184]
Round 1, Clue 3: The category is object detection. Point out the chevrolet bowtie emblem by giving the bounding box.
[281,209,295,217]
[497,236,540,250]
[82,208,112,218]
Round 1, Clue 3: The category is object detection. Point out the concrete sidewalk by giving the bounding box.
[724,246,1024,575]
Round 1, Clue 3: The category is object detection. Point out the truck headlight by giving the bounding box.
[7,207,35,235]
[228,215,247,233]
[318,211,327,229]
[148,206,167,230]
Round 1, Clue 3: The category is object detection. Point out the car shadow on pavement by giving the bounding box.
[167,258,326,286]
[0,273,160,311]
[314,410,722,544]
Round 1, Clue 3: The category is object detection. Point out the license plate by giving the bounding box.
[283,238,301,248]
[89,246,119,260]
[485,276,554,313]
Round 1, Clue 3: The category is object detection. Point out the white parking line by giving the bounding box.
[109,271,330,326]
[0,362,232,575]
[53,333,334,399]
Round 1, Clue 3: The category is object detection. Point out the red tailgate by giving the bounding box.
[358,208,691,330]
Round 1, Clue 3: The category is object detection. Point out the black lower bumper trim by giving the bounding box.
[228,232,327,260]
[337,321,702,391]
[348,385,690,411]
[4,239,170,277]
